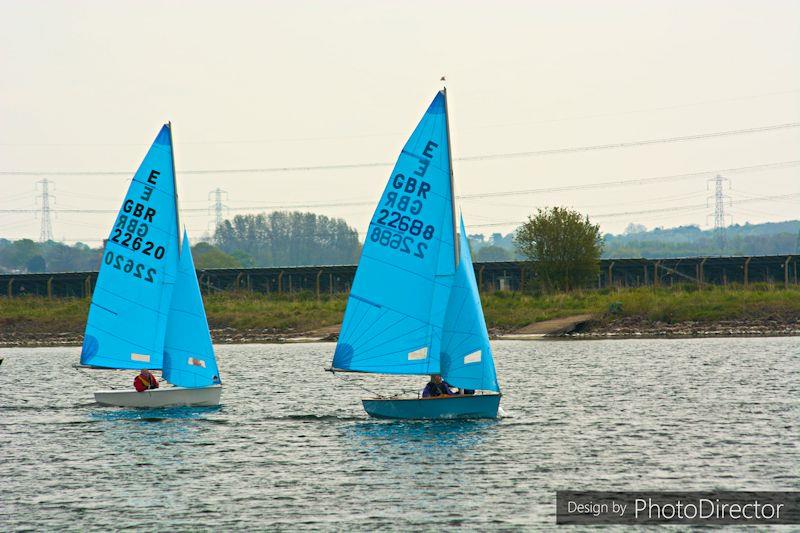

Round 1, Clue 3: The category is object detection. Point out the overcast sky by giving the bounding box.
[1,0,798,244]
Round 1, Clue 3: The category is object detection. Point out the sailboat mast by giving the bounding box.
[167,122,182,254]
[442,86,459,267]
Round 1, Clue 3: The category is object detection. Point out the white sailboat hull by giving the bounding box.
[94,384,222,408]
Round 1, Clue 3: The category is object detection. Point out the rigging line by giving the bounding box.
[1,123,798,177]
[328,369,388,399]
[72,365,115,388]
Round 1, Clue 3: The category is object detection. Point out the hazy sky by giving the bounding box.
[1,0,799,244]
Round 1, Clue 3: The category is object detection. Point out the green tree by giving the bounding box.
[25,254,46,273]
[1,239,38,271]
[514,207,602,291]
[191,243,241,269]
[214,211,361,267]
[475,245,511,262]
[230,250,256,268]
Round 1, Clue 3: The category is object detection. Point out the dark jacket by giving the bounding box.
[422,380,454,398]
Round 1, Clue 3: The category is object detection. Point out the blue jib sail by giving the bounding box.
[162,231,221,388]
[440,216,500,392]
[80,124,179,369]
[333,91,456,375]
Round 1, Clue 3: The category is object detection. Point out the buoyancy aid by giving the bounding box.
[133,371,159,392]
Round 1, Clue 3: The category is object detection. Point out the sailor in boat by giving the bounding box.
[133,369,159,392]
[421,374,457,398]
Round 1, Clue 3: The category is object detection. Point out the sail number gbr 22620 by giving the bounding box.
[103,251,156,283]
[106,169,168,283]
[371,140,439,259]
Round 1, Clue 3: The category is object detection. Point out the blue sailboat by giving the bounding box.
[81,124,222,408]
[330,89,502,419]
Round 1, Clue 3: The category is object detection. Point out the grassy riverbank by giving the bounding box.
[1,284,799,346]
[482,284,800,330]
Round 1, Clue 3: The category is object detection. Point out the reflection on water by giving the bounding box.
[2,338,799,530]
[89,405,222,422]
[346,419,497,454]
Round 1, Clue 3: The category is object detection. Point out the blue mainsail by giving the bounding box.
[162,231,221,388]
[333,91,456,375]
[440,216,500,392]
[80,124,179,369]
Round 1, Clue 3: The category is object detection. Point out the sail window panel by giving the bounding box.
[463,350,482,365]
[407,347,428,361]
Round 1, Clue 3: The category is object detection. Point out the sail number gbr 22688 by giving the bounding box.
[370,208,434,258]
[371,140,440,259]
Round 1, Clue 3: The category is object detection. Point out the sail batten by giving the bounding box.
[333,92,455,375]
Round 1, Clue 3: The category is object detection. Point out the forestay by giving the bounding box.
[162,232,221,388]
[333,91,456,375]
[80,125,179,369]
[440,217,500,392]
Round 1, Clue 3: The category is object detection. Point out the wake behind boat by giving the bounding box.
[80,124,222,408]
[329,88,501,419]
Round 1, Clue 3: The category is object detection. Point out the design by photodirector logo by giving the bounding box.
[556,491,800,525]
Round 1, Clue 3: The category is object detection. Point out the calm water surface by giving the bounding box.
[2,338,798,531]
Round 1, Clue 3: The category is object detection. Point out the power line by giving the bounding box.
[459,160,800,199]
[9,190,796,241]
[469,88,800,131]
[464,192,800,229]
[1,122,797,177]
[3,88,798,149]
[459,122,800,162]
[0,159,797,215]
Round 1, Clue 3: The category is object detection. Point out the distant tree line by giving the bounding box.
[467,232,524,262]
[468,220,800,261]
[0,211,362,273]
[213,212,361,267]
[3,215,798,274]
[603,221,800,258]
[0,239,101,274]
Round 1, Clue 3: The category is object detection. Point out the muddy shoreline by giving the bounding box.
[2,316,798,348]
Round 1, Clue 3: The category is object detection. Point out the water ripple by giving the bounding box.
[1,337,798,530]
